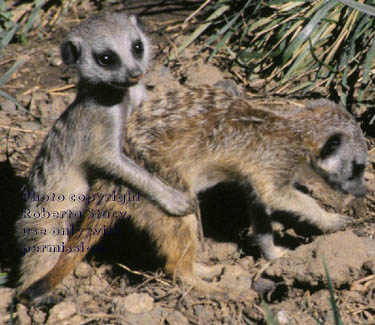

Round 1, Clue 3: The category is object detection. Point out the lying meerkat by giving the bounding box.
[18,86,367,302]
[15,13,195,297]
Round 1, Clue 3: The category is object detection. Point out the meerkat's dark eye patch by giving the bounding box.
[93,50,120,69]
[132,39,144,59]
[320,134,342,159]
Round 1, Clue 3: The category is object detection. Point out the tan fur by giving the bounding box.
[18,86,368,302]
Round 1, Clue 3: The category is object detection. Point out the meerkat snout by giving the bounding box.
[314,132,367,197]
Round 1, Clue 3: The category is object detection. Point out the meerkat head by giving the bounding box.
[60,12,151,88]
[306,100,368,197]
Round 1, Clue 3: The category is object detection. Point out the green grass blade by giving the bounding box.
[0,0,6,12]
[308,37,338,73]
[208,30,233,61]
[358,36,375,101]
[0,58,25,86]
[21,0,46,42]
[169,1,230,60]
[281,22,328,83]
[0,24,19,56]
[204,11,243,48]
[323,258,344,325]
[339,53,349,106]
[0,273,7,285]
[286,81,316,94]
[261,301,280,325]
[0,89,28,113]
[216,0,251,36]
[282,1,339,64]
[338,0,375,16]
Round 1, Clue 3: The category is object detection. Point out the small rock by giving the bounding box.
[252,278,276,295]
[122,293,154,314]
[362,237,375,258]
[32,310,46,324]
[123,306,163,325]
[47,47,62,67]
[276,310,290,325]
[0,287,13,311]
[17,304,31,325]
[219,264,256,301]
[19,121,41,131]
[0,112,12,126]
[90,274,104,288]
[1,100,17,114]
[74,262,93,278]
[18,94,31,107]
[194,304,215,323]
[50,57,62,67]
[47,301,77,325]
[310,290,331,311]
[165,310,189,325]
[265,230,369,287]
[75,293,92,304]
[239,256,255,269]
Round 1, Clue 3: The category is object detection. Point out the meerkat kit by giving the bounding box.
[15,12,195,300]
[17,80,368,302]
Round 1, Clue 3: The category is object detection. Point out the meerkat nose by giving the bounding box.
[128,68,143,83]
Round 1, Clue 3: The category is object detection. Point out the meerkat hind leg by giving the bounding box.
[131,209,226,297]
[242,183,288,260]
[248,203,288,260]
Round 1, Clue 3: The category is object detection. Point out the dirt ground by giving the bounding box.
[0,1,374,324]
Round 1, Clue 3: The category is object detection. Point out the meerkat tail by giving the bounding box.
[18,204,113,303]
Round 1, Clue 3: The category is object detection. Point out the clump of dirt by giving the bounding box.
[265,230,370,287]
[1,1,374,324]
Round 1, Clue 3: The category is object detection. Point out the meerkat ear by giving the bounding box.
[130,14,145,31]
[61,39,82,65]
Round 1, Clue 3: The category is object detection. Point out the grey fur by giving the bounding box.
[307,100,367,197]
[16,12,193,293]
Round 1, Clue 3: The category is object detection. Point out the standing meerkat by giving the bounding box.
[15,13,195,297]
[18,86,368,302]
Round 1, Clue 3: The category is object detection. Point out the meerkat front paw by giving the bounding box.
[319,213,351,233]
[159,188,195,216]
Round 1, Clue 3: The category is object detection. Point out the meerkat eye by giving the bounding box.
[320,134,342,159]
[132,39,144,59]
[94,50,118,67]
